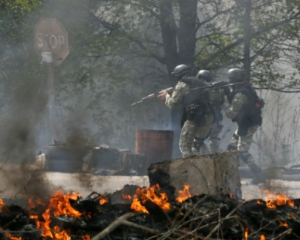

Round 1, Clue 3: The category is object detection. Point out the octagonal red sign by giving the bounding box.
[34,18,69,65]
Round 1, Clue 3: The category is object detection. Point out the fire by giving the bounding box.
[244,227,249,240]
[260,234,266,240]
[99,197,109,205]
[131,196,149,214]
[277,219,288,228]
[82,234,91,240]
[28,198,35,208]
[28,197,47,208]
[0,198,4,211]
[49,191,82,217]
[53,226,71,240]
[176,184,191,203]
[263,190,294,209]
[122,189,132,200]
[6,233,21,240]
[30,190,82,239]
[130,184,171,213]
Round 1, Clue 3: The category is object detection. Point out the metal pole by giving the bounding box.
[41,52,55,145]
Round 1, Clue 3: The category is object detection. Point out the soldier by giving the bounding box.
[196,70,225,153]
[224,68,265,183]
[157,64,214,158]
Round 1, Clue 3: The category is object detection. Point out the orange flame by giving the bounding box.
[99,197,109,205]
[130,184,171,213]
[49,191,82,218]
[176,184,191,203]
[260,234,266,240]
[122,189,132,201]
[6,233,21,240]
[244,227,249,240]
[0,199,4,211]
[82,234,91,240]
[277,219,288,228]
[264,190,294,209]
[131,196,149,214]
[28,199,35,209]
[53,226,71,240]
[30,190,82,239]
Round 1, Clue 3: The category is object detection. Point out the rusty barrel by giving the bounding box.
[135,130,173,170]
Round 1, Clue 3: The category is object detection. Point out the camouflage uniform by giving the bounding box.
[208,121,223,153]
[206,85,225,153]
[165,81,213,158]
[224,92,261,175]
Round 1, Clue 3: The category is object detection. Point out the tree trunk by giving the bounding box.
[158,0,180,82]
[159,1,198,158]
[243,0,252,81]
[178,0,198,66]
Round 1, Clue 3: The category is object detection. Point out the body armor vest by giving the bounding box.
[180,77,212,127]
[208,81,226,122]
[228,83,264,135]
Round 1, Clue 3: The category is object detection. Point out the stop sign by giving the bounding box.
[34,18,69,65]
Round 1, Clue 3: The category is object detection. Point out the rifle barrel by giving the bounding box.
[131,87,174,107]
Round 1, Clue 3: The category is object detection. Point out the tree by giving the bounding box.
[68,0,300,156]
[2,0,300,157]
[0,0,49,162]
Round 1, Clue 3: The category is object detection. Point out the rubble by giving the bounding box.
[1,186,300,240]
[39,144,147,176]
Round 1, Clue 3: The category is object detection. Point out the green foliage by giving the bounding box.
[193,0,300,87]
[2,0,300,151]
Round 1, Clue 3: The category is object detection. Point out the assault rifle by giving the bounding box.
[131,87,174,106]
[189,81,248,92]
[130,81,247,106]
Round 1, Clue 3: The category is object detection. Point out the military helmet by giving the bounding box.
[227,68,244,83]
[171,64,191,78]
[196,70,212,82]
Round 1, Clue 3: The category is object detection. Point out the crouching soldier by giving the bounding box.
[157,64,214,158]
[224,68,265,183]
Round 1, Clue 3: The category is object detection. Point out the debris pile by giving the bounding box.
[42,144,147,175]
[1,185,300,239]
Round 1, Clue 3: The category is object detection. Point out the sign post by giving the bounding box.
[34,18,69,144]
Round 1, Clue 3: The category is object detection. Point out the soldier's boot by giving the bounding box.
[238,151,265,184]
[227,133,239,151]
[209,138,220,154]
